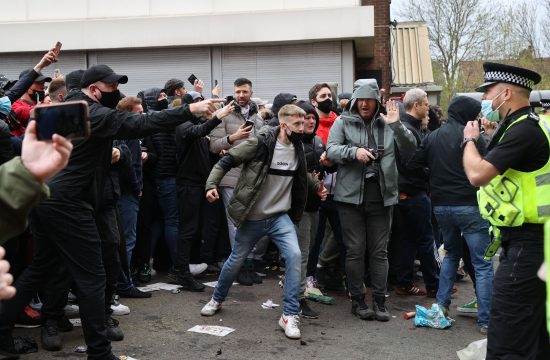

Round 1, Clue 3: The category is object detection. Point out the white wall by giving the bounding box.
[0,0,361,22]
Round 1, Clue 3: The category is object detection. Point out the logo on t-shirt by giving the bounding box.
[277,161,289,166]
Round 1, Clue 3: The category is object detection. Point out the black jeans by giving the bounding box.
[96,205,121,315]
[0,203,112,360]
[486,232,550,360]
[396,193,439,290]
[337,201,392,298]
[307,195,345,276]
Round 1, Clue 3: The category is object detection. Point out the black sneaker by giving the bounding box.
[0,333,38,355]
[15,306,41,328]
[373,296,391,322]
[57,315,74,332]
[299,299,319,319]
[105,316,124,341]
[205,263,221,275]
[250,270,263,284]
[138,263,152,283]
[41,319,62,351]
[351,296,375,320]
[167,269,178,284]
[236,269,253,286]
[118,286,152,299]
[176,274,205,292]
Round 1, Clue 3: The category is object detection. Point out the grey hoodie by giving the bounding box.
[326,79,417,206]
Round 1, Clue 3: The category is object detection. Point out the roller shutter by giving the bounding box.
[0,51,87,83]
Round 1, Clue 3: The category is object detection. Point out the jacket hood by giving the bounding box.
[138,87,164,112]
[447,95,481,126]
[346,79,382,116]
[295,100,319,141]
[272,93,297,116]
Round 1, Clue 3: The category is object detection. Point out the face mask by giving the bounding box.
[480,90,505,122]
[316,98,333,114]
[157,98,169,110]
[286,129,303,143]
[32,90,45,103]
[98,89,121,109]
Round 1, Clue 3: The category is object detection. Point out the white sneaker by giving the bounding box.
[111,301,130,316]
[278,314,301,339]
[64,304,80,317]
[190,263,208,276]
[201,298,222,316]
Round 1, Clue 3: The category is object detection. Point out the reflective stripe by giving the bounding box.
[536,173,550,186]
[539,205,550,217]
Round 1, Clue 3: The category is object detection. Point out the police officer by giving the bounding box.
[463,62,550,359]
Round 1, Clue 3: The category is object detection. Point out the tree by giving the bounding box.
[399,0,497,103]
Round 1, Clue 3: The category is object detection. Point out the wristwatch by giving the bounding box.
[461,137,477,149]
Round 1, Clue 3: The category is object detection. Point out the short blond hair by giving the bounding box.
[116,96,142,112]
[278,104,306,123]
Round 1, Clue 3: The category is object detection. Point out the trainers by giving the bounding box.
[110,295,130,316]
[29,296,43,312]
[0,333,38,355]
[457,297,478,313]
[237,268,253,286]
[118,286,152,299]
[351,296,375,320]
[177,274,205,292]
[201,298,222,316]
[64,304,80,317]
[190,263,208,276]
[278,314,301,339]
[250,270,263,284]
[299,299,319,319]
[395,284,427,296]
[105,316,124,341]
[205,263,221,275]
[41,319,62,351]
[167,269,178,283]
[138,263,152,283]
[373,297,391,322]
[479,326,488,336]
[15,306,42,328]
[57,315,74,332]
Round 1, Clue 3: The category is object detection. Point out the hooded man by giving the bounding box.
[408,95,494,334]
[326,79,416,322]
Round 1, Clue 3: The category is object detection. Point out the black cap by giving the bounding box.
[65,70,85,90]
[476,62,541,92]
[338,92,352,100]
[80,64,128,88]
[19,68,52,83]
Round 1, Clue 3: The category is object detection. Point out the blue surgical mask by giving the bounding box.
[480,90,505,122]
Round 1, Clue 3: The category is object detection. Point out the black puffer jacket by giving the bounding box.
[408,95,487,206]
[0,120,14,165]
[396,112,428,195]
[139,87,176,178]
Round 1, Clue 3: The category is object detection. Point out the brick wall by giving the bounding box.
[359,0,391,93]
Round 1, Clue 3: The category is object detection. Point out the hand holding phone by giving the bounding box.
[32,101,90,140]
[188,74,198,85]
[244,119,255,128]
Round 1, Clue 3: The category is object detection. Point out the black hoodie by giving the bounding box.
[268,93,297,126]
[408,95,487,206]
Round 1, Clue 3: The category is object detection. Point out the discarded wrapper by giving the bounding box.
[69,318,82,327]
[137,282,182,292]
[414,304,454,329]
[203,281,238,288]
[457,338,487,360]
[188,325,235,337]
[119,356,139,360]
[261,299,280,309]
[73,345,87,353]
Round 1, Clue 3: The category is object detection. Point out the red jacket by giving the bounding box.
[11,99,34,137]
[316,111,338,144]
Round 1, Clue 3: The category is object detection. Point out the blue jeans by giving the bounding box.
[433,205,493,327]
[155,177,179,265]
[213,214,301,315]
[117,192,140,291]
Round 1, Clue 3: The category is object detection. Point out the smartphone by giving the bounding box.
[244,119,255,128]
[226,95,234,104]
[54,41,62,55]
[33,100,90,140]
[187,74,198,85]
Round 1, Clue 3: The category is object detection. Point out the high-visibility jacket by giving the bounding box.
[478,114,550,227]
[545,221,550,334]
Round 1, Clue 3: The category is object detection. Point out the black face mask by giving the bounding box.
[286,129,303,143]
[157,98,169,110]
[98,89,121,109]
[316,98,333,114]
[32,90,45,103]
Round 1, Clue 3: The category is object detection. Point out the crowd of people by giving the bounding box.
[0,42,549,360]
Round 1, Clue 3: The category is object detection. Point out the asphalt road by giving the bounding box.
[16,271,484,360]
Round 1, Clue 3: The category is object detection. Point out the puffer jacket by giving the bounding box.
[206,126,319,227]
[209,101,264,187]
[327,81,417,206]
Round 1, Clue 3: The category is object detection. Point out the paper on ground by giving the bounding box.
[261,299,280,309]
[137,282,182,292]
[69,318,82,327]
[203,281,238,288]
[119,356,139,360]
[188,325,235,337]
[457,338,487,360]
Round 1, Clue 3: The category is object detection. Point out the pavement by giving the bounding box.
[16,270,484,360]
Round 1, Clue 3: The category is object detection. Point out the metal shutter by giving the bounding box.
[95,47,212,97]
[0,51,87,82]
[221,41,343,103]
